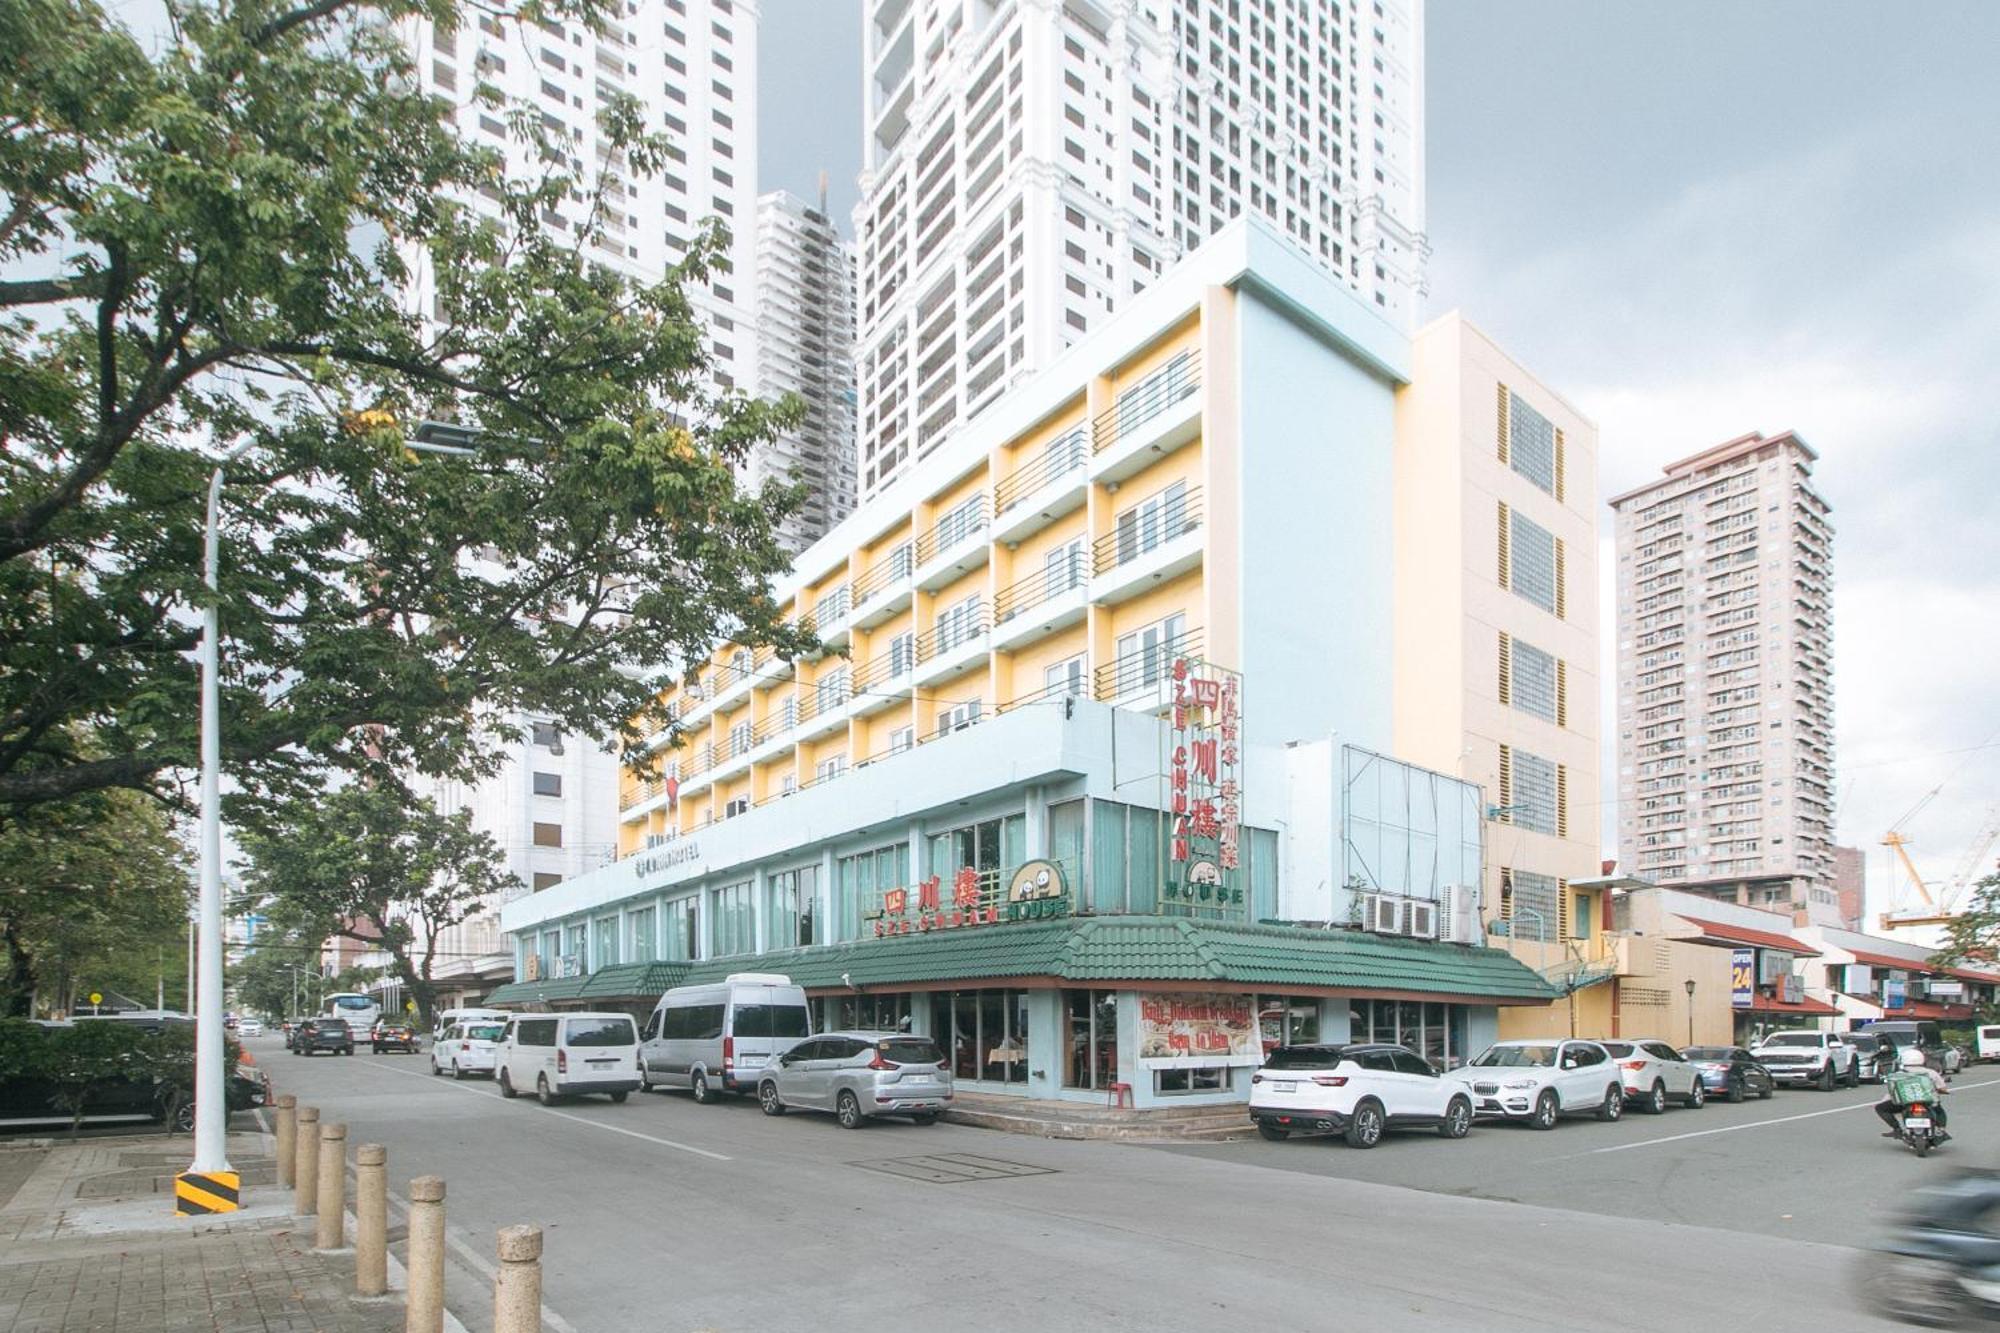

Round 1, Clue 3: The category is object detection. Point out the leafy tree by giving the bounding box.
[1932,871,2000,970]
[239,775,519,1029]
[0,0,812,816]
[0,788,191,1016]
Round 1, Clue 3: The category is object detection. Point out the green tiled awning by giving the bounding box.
[483,977,589,1006]
[580,961,691,998]
[668,915,1556,1004]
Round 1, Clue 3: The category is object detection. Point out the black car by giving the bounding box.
[1681,1045,1776,1102]
[292,1017,355,1056]
[371,1021,418,1054]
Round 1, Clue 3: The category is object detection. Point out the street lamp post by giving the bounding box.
[1685,977,1698,1046]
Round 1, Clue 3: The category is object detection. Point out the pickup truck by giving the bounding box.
[1750,1029,1858,1091]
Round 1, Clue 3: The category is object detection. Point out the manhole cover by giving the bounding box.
[851,1154,1058,1184]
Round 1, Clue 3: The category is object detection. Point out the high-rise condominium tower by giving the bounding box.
[1610,432,1837,924]
[753,191,860,552]
[853,0,1425,498]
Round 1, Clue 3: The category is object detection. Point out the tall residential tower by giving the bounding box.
[853,0,1425,498]
[1610,431,1837,923]
[753,191,860,552]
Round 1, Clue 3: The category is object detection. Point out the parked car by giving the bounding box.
[1749,1030,1856,1089]
[1844,1031,1890,1083]
[432,1020,507,1079]
[1977,1024,2000,1063]
[432,1007,510,1045]
[638,972,812,1103]
[497,1012,640,1105]
[290,1017,354,1056]
[756,1031,951,1129]
[1443,1039,1626,1129]
[1945,1043,1968,1076]
[237,1018,264,1038]
[1599,1039,1706,1113]
[1248,1043,1474,1147]
[1866,1020,1949,1077]
[371,1020,418,1054]
[1680,1045,1777,1102]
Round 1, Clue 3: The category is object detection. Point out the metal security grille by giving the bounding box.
[1507,390,1556,495]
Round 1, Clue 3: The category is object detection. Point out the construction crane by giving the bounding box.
[1880,796,2000,930]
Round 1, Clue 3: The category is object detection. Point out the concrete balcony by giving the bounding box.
[851,544,915,629]
[912,609,990,688]
[992,426,1088,546]
[913,495,991,592]
[1090,487,1205,606]
[1090,350,1202,486]
[992,565,1088,653]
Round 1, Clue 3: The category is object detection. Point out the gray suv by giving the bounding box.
[757,1031,952,1128]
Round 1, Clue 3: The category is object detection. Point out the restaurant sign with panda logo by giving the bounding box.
[1164,657,1246,913]
[872,860,1071,936]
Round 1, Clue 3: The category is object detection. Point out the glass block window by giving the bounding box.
[1510,638,1558,722]
[1508,870,1561,939]
[1511,749,1559,835]
[1508,391,1556,494]
[1509,510,1558,613]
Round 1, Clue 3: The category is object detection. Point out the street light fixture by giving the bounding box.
[1685,977,1698,1047]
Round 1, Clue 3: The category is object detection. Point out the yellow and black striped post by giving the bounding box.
[174,1168,241,1215]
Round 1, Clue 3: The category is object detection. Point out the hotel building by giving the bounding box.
[853,0,1426,499]
[492,221,1577,1110]
[1610,432,1837,923]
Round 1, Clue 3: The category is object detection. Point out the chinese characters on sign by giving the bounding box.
[871,862,1072,937]
[1164,657,1245,911]
[1135,992,1261,1069]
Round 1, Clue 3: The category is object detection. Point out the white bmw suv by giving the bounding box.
[1248,1043,1475,1148]
[1444,1039,1627,1129]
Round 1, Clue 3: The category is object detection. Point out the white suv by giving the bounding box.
[1600,1039,1706,1114]
[1750,1029,1858,1091]
[1248,1043,1475,1148]
[1444,1039,1627,1129]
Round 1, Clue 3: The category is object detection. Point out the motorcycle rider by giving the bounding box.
[1878,1062,1950,1138]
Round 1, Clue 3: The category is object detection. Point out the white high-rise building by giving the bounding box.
[752,191,859,552]
[852,0,1425,497]
[403,0,760,391]
[1610,431,1838,924]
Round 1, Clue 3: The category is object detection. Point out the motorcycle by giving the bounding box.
[1861,1169,2000,1326]
[1897,1100,1951,1157]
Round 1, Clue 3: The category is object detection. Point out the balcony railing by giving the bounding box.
[994,426,1088,512]
[1093,485,1204,576]
[914,494,991,565]
[853,542,915,602]
[915,602,991,664]
[799,673,852,723]
[852,642,916,693]
[1092,628,1204,700]
[1093,349,1201,452]
[994,557,1086,624]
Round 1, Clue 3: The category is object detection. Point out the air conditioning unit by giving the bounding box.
[1405,900,1438,940]
[1439,884,1483,944]
[1364,894,1401,935]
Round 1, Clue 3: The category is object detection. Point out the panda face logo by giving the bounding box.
[1008,861,1065,901]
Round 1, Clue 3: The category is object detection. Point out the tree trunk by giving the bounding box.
[1,915,36,1017]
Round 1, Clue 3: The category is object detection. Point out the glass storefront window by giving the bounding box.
[1155,1066,1226,1094]
[1256,996,1320,1054]
[663,897,696,961]
[765,865,818,949]
[1064,990,1120,1090]
[710,881,754,957]
[1349,998,1466,1070]
[835,844,906,941]
[828,993,911,1032]
[627,908,656,963]
[929,989,1029,1085]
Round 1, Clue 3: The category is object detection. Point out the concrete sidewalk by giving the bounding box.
[0,1131,402,1333]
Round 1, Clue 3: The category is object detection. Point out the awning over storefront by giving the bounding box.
[484,976,592,1006]
[1741,994,1839,1017]
[1881,1000,1974,1021]
[1844,947,1936,973]
[1674,916,1819,956]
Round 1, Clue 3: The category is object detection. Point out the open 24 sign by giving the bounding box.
[1730,948,1755,1009]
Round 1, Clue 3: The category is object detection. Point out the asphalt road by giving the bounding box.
[256,1038,1927,1333]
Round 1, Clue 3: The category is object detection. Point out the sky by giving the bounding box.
[759,2,2000,922]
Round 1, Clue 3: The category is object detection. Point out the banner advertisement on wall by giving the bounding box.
[1136,992,1261,1069]
[1731,948,1755,1008]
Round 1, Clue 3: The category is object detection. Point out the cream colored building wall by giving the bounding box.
[1394,313,1602,934]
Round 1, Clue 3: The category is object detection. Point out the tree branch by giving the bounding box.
[0,272,104,308]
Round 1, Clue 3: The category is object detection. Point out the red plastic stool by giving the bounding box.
[1105,1081,1134,1109]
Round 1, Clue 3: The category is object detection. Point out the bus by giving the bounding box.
[322,992,382,1034]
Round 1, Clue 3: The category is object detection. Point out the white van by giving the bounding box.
[638,973,812,1103]
[433,1007,510,1044]
[497,1012,640,1106]
[1978,1025,2000,1064]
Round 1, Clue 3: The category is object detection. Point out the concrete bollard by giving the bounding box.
[315,1122,347,1250]
[274,1095,297,1188]
[492,1225,543,1333]
[355,1144,388,1297]
[404,1176,447,1333]
[294,1107,321,1216]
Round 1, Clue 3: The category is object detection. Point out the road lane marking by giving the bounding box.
[346,1055,733,1162]
[1578,1076,2000,1156]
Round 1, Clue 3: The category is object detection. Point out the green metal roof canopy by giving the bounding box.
[667,915,1557,1003]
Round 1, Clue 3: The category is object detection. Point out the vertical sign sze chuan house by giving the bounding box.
[1165,657,1245,913]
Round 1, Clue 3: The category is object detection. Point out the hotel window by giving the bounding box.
[723,796,748,819]
[1045,537,1085,596]
[888,726,913,754]
[936,596,983,652]
[815,668,850,712]
[709,880,754,956]
[815,754,846,782]
[835,843,907,941]
[1499,502,1562,617]
[627,906,656,962]
[765,865,818,948]
[1114,480,1190,566]
[1046,656,1086,699]
[592,915,618,969]
[663,897,697,961]
[1063,990,1121,1090]
[533,821,563,848]
[1113,611,1188,693]
[532,722,561,748]
[532,871,562,892]
[937,698,982,737]
[728,719,751,753]
[532,771,562,797]
[888,630,915,677]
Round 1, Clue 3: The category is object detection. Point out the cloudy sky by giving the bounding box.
[760,2,2000,921]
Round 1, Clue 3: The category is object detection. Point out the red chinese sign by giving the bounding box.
[872,861,1072,937]
[1166,657,1244,911]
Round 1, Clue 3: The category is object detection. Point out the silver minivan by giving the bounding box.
[638,972,811,1103]
[756,1030,953,1128]
[497,1012,641,1105]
